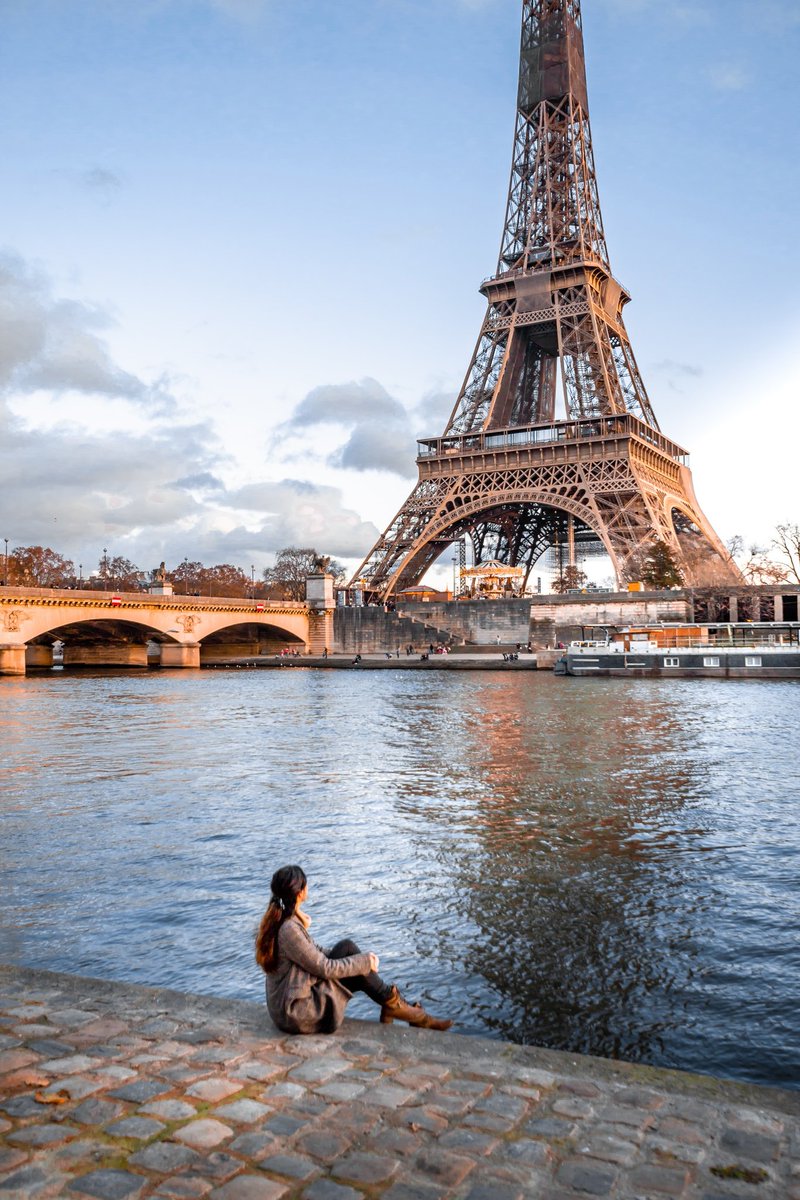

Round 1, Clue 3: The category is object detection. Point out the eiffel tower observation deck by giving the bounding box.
[353,0,738,601]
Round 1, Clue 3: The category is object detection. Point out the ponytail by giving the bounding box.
[255,900,284,973]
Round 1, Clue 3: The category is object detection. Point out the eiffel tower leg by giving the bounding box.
[353,428,735,600]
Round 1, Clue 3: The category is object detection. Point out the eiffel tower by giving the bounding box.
[353,0,736,600]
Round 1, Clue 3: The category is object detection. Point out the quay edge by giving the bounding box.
[1,964,800,1199]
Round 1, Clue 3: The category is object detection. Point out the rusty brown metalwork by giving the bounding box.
[353,0,737,599]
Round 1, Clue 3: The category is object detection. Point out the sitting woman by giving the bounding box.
[255,865,451,1035]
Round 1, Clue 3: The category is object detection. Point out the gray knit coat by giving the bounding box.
[265,915,374,1034]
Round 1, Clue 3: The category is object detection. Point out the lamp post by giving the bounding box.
[3,538,8,587]
[79,563,83,588]
[251,564,255,600]
[102,548,108,590]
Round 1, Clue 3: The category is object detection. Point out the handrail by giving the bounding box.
[572,638,799,651]
[418,414,687,464]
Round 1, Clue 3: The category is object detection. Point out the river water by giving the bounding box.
[1,668,798,1089]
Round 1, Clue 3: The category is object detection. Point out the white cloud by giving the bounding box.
[0,254,380,571]
[0,251,171,410]
[223,480,379,559]
[276,377,456,478]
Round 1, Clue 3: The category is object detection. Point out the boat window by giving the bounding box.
[703,656,720,667]
[745,656,762,667]
[664,657,679,667]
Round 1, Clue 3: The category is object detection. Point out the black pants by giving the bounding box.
[328,938,392,1006]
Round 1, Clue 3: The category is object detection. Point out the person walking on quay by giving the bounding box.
[256,865,452,1035]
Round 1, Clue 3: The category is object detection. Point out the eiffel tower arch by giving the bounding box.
[352,0,738,600]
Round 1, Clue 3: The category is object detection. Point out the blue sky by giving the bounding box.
[1,0,798,578]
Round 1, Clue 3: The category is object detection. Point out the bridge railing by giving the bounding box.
[0,585,307,609]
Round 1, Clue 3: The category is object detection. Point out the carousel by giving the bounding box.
[460,560,525,598]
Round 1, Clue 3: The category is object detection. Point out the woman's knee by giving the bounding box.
[328,938,360,958]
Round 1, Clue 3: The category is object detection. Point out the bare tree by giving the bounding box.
[104,555,142,590]
[742,545,789,585]
[197,564,251,598]
[8,546,75,587]
[726,534,789,585]
[170,560,205,594]
[773,523,800,585]
[263,547,345,601]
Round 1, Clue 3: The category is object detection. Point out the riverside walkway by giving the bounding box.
[1,966,798,1200]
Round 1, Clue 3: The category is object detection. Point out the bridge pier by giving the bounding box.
[62,646,149,669]
[306,574,335,655]
[25,644,54,669]
[0,645,26,675]
[200,640,260,663]
[160,642,201,669]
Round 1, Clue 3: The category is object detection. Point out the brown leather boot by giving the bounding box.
[380,985,453,1031]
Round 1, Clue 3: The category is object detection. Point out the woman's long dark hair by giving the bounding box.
[255,865,307,974]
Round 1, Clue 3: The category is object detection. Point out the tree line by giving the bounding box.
[2,527,798,598]
[1,545,345,601]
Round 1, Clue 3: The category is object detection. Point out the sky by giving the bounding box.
[1,0,798,581]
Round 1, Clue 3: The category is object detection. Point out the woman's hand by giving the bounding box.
[368,953,379,973]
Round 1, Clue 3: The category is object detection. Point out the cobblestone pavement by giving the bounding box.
[1,967,798,1200]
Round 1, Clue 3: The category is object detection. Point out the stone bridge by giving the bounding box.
[0,585,333,675]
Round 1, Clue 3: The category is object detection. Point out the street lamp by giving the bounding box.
[102,548,108,590]
[79,564,83,588]
[3,538,8,587]
[251,564,255,600]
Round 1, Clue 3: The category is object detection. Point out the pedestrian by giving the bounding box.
[256,866,452,1035]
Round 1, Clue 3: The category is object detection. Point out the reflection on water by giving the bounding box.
[1,669,799,1089]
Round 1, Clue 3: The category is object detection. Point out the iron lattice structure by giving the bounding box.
[353,0,737,599]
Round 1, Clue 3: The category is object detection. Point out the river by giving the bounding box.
[1,667,798,1089]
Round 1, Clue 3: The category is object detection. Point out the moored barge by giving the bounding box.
[556,623,800,679]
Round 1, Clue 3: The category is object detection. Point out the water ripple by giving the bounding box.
[1,669,799,1087]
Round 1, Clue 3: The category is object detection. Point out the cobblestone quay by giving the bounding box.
[1,967,798,1200]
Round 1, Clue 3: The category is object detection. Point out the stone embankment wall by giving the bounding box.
[403,593,696,648]
[333,606,461,655]
[332,587,800,655]
[399,600,533,646]
[529,593,692,647]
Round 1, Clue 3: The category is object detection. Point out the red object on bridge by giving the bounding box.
[110,595,122,607]
[255,602,265,612]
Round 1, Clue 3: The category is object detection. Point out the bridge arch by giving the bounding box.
[385,487,618,597]
[197,620,306,664]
